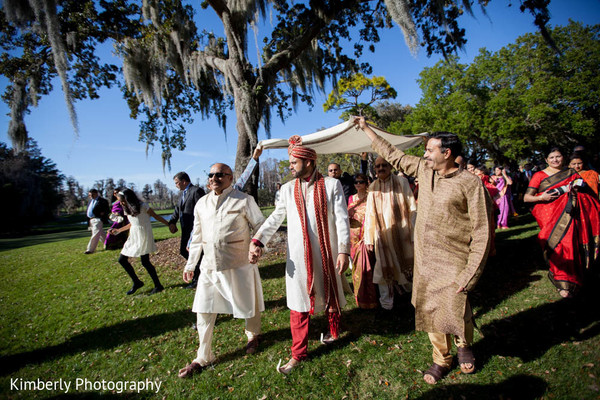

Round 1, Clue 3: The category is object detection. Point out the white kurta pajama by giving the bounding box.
[185,186,265,366]
[254,177,351,313]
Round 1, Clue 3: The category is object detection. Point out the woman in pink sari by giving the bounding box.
[524,147,600,298]
[104,188,129,250]
[491,166,515,229]
[348,173,378,309]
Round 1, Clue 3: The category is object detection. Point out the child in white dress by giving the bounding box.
[110,189,170,295]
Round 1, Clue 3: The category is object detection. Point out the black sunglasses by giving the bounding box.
[354,180,366,184]
[208,172,231,178]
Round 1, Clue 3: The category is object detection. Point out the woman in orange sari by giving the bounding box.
[569,153,599,198]
[524,147,600,298]
[348,173,378,309]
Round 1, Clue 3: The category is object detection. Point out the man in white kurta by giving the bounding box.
[363,156,417,310]
[249,136,350,374]
[178,163,265,378]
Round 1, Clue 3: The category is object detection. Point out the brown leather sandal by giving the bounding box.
[423,363,450,384]
[178,362,204,378]
[457,346,476,374]
[246,336,260,354]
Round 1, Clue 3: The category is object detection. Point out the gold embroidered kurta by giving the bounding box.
[372,137,493,339]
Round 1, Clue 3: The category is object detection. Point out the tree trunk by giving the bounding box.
[233,85,262,199]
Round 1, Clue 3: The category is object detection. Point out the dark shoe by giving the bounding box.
[150,285,164,294]
[178,362,204,378]
[457,346,476,374]
[246,336,260,354]
[127,281,144,295]
[84,251,93,254]
[423,363,450,384]
[185,280,198,289]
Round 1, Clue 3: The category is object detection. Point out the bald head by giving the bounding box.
[209,163,234,194]
[212,163,232,174]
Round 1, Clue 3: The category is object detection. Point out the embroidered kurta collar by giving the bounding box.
[212,185,234,197]
[435,168,461,179]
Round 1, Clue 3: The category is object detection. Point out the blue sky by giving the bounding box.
[1,0,599,191]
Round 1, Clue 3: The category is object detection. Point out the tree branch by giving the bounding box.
[260,0,360,82]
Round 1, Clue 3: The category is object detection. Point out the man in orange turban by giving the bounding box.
[249,135,351,374]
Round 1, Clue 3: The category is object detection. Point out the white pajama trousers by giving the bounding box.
[194,311,261,366]
[86,218,105,252]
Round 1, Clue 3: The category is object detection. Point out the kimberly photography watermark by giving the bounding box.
[10,378,163,394]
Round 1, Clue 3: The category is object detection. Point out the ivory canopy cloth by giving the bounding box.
[257,119,424,154]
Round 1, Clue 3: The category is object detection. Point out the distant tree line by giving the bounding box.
[0,139,63,232]
[0,139,180,233]
[63,178,179,214]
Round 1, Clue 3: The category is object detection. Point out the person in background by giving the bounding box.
[110,189,170,295]
[569,153,599,198]
[524,147,600,298]
[363,156,416,311]
[169,172,206,289]
[328,155,369,204]
[491,166,515,229]
[84,189,110,254]
[466,162,476,174]
[104,188,128,250]
[328,163,356,203]
[455,155,467,170]
[274,182,282,205]
[347,173,377,309]
[474,166,500,202]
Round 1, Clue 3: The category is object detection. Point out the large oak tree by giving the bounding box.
[1,0,552,191]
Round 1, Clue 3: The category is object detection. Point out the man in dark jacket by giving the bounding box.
[85,189,110,254]
[169,172,206,288]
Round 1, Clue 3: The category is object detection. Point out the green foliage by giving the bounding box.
[0,139,64,232]
[401,22,600,165]
[0,0,139,150]
[323,73,397,120]
[1,0,553,175]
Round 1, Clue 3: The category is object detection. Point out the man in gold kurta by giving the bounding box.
[356,117,493,384]
[363,156,417,310]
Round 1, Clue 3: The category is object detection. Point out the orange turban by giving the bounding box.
[288,135,317,160]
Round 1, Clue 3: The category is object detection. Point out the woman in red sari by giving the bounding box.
[348,173,378,309]
[524,147,600,298]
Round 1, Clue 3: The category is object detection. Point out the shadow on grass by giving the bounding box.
[203,326,291,365]
[0,309,192,377]
[0,229,90,251]
[259,262,286,280]
[470,218,545,319]
[264,297,287,310]
[414,374,547,400]
[342,297,416,338]
[475,278,600,366]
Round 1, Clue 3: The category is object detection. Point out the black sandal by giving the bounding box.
[423,363,450,384]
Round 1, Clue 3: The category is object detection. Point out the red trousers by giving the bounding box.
[289,310,340,361]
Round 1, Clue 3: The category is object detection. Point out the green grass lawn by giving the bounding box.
[0,213,598,399]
